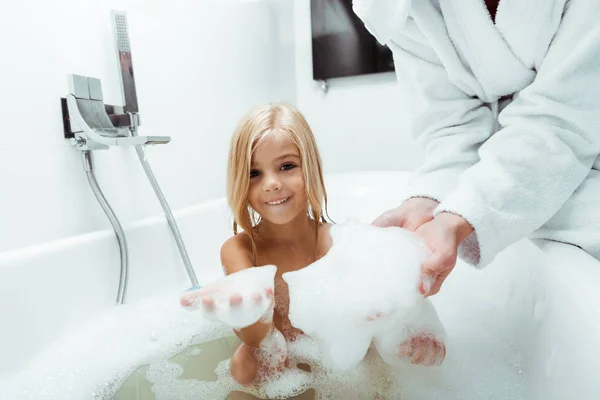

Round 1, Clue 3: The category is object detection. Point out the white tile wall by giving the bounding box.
[0,0,296,253]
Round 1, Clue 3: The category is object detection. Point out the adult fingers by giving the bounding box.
[371,210,402,228]
[419,250,455,296]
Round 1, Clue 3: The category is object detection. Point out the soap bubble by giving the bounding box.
[283,221,446,371]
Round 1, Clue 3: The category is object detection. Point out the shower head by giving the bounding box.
[111,10,139,114]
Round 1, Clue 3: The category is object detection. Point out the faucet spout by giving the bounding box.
[65,74,170,150]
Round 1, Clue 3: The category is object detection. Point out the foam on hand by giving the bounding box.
[283,221,446,370]
[186,265,277,330]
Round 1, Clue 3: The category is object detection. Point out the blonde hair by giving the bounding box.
[227,102,330,258]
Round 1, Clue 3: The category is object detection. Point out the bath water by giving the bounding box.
[0,256,527,400]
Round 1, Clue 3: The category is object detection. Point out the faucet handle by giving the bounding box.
[67,74,90,99]
[67,74,104,101]
[64,73,170,149]
[87,77,104,101]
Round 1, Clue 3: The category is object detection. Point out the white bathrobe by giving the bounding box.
[353,0,600,267]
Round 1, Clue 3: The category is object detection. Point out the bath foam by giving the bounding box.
[0,260,528,400]
[0,290,231,400]
[0,222,532,399]
[283,222,446,370]
[141,327,527,400]
[144,335,391,400]
[186,265,277,330]
[0,269,387,399]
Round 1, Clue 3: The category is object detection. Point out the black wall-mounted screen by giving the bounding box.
[311,0,395,81]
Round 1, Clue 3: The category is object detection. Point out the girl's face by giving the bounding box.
[248,133,307,226]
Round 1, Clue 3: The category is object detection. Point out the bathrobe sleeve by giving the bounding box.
[386,35,496,203]
[354,0,496,203]
[435,0,600,267]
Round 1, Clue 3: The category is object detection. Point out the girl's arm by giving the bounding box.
[220,234,276,347]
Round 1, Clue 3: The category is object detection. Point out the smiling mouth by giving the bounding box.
[265,197,290,205]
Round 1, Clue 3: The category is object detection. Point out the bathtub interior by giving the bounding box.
[0,196,233,376]
[1,171,599,399]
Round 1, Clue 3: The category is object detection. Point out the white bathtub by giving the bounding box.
[1,171,599,399]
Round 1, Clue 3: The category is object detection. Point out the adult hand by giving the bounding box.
[415,212,473,297]
[371,197,439,231]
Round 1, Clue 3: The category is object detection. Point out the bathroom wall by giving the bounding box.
[0,0,422,254]
[0,0,296,253]
[293,0,424,175]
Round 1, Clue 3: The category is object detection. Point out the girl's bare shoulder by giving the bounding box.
[220,232,254,274]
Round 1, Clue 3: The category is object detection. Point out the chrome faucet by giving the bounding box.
[60,10,199,293]
[64,74,170,150]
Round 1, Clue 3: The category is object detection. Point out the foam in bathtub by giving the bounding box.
[283,222,446,371]
[184,265,277,330]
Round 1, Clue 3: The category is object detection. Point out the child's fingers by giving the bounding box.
[423,336,438,366]
[183,282,274,316]
[416,335,436,366]
[366,311,384,322]
[435,342,447,365]
[398,336,417,358]
[180,291,217,312]
[418,335,446,366]
[229,293,243,306]
[397,333,446,366]
[412,337,428,364]
[180,292,199,307]
[433,335,446,365]
[250,288,275,306]
[180,283,221,307]
[251,291,263,303]
[201,295,215,311]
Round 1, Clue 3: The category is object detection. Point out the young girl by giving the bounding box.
[180,103,445,386]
